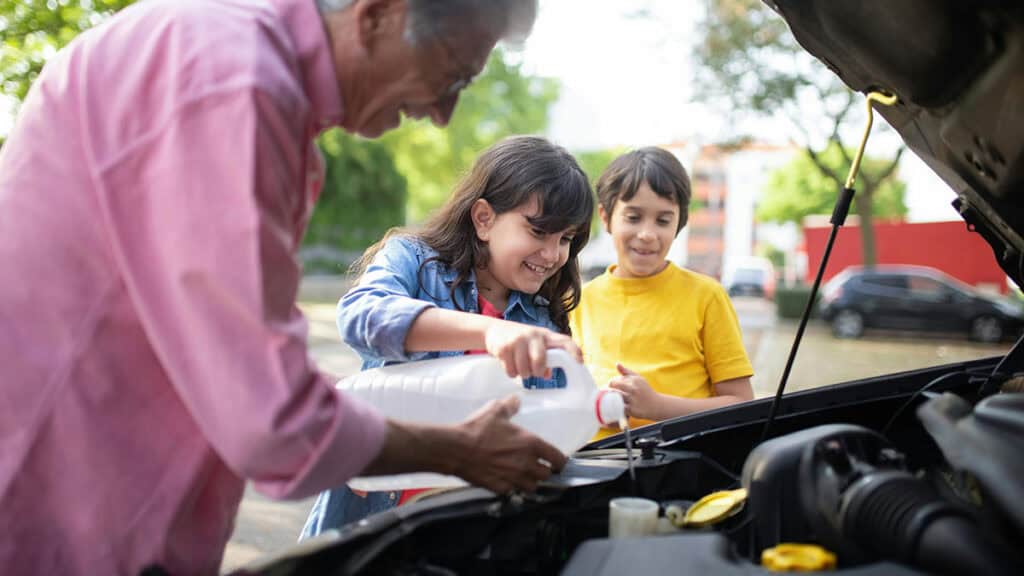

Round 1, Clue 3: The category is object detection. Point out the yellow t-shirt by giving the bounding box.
[570,262,753,439]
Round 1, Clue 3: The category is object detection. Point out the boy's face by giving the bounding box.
[601,182,680,279]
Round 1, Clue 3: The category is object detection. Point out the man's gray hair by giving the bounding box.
[316,0,538,46]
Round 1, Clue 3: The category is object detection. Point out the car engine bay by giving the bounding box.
[242,356,1024,576]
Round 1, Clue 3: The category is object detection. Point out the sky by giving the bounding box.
[518,0,706,150]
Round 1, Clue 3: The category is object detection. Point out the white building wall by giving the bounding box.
[722,148,796,278]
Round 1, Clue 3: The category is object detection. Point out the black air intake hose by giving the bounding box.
[841,471,1015,576]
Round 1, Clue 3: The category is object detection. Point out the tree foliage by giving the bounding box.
[570,147,626,235]
[758,142,907,225]
[694,0,907,266]
[574,148,625,189]
[381,51,558,222]
[0,0,136,102]
[306,130,407,253]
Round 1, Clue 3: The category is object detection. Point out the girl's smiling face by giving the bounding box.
[472,196,577,304]
[602,182,681,279]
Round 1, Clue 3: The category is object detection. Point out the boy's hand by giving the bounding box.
[608,363,661,420]
[484,321,583,379]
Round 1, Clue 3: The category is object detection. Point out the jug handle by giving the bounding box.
[543,349,595,395]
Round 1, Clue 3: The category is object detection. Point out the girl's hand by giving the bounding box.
[608,363,661,420]
[484,321,583,379]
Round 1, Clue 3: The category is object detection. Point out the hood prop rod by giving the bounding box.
[759,91,900,443]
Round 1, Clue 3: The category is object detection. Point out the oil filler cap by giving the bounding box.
[680,488,747,527]
[761,543,837,571]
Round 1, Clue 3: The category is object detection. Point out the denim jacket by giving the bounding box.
[337,235,565,388]
[300,237,567,540]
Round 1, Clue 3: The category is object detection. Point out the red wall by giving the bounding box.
[803,220,1009,293]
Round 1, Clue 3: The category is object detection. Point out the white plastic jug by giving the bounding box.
[339,349,624,491]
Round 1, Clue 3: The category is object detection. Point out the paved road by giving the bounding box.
[220,294,1010,573]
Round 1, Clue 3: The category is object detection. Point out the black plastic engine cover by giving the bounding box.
[740,424,891,559]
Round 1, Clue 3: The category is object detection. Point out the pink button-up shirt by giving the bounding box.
[0,0,388,573]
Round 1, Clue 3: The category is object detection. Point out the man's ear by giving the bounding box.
[354,0,407,55]
[471,199,496,241]
[598,204,611,234]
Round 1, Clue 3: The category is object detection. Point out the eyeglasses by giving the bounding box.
[434,36,479,100]
[440,75,473,99]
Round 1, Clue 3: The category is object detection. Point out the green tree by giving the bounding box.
[758,142,907,226]
[573,147,625,235]
[0,0,136,102]
[1,0,138,148]
[694,0,906,267]
[574,148,625,188]
[303,129,407,270]
[381,50,559,222]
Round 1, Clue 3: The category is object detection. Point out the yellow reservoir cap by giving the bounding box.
[680,488,747,527]
[762,543,837,572]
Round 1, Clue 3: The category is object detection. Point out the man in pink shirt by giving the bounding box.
[0,0,566,574]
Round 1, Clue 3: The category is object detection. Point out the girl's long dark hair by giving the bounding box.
[352,135,594,334]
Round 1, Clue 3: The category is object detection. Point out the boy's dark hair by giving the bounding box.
[352,135,594,334]
[595,147,691,233]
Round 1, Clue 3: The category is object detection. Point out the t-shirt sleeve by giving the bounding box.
[702,287,754,384]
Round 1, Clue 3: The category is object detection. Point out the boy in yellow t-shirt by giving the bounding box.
[570,147,754,439]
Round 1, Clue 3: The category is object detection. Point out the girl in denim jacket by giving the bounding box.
[301,135,594,537]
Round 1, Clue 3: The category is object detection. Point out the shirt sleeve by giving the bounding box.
[95,87,386,499]
[702,287,755,384]
[337,237,436,363]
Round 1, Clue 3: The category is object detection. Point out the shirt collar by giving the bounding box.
[269,0,344,132]
[507,291,542,322]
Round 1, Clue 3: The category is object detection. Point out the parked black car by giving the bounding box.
[819,265,1024,342]
[238,3,1024,576]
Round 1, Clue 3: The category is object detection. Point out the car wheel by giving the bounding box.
[832,309,864,339]
[969,315,1003,343]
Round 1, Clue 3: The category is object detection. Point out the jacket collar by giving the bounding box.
[437,264,543,321]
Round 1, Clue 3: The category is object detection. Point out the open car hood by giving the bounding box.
[766,1,1024,285]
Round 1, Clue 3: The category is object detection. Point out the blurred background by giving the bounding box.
[3,0,1018,570]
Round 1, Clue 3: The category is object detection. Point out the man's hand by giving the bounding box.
[484,321,582,379]
[608,363,662,420]
[362,396,567,494]
[449,396,567,493]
